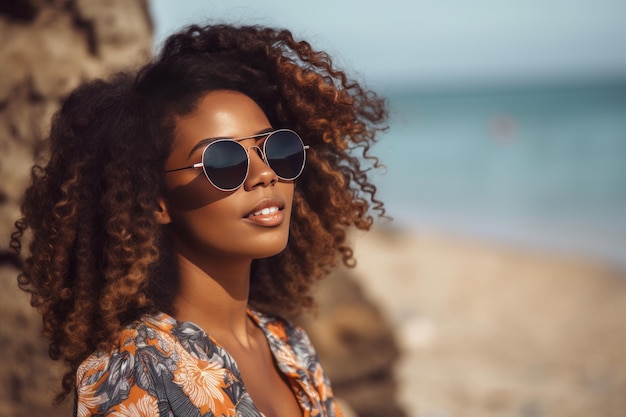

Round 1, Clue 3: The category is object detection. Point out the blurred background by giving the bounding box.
[1,1,625,416]
[150,0,626,266]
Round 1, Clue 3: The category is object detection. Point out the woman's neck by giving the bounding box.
[171,250,255,347]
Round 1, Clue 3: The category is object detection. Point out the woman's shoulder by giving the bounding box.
[76,312,179,381]
[74,313,184,416]
[74,314,253,416]
[77,311,243,380]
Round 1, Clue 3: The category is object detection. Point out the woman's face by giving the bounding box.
[161,90,295,264]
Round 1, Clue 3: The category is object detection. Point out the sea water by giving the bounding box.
[370,83,626,266]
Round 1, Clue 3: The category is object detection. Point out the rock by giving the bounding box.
[298,268,407,417]
[0,0,152,251]
[0,1,152,415]
[0,265,69,417]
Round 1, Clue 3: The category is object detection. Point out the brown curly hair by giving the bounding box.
[11,23,387,402]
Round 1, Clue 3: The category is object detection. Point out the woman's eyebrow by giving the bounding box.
[187,127,274,157]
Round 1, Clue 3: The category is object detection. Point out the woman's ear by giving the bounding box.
[155,198,172,225]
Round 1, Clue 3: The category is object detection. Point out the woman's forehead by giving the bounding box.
[173,91,271,144]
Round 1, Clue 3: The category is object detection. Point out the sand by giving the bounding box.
[349,226,626,417]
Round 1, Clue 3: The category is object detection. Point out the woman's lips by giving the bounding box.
[245,206,284,226]
[250,206,280,217]
[243,199,285,226]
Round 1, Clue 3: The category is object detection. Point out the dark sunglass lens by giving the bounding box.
[265,131,305,179]
[203,140,248,190]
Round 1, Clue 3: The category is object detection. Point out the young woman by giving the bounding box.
[12,23,387,417]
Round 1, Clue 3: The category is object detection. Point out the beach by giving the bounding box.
[348,226,626,417]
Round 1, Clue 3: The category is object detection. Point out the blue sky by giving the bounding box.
[150,0,626,88]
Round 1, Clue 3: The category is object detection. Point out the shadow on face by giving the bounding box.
[164,170,235,212]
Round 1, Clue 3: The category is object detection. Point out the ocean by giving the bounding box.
[370,82,626,266]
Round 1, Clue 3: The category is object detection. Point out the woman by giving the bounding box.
[12,23,387,417]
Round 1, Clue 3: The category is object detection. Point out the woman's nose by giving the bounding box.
[243,146,278,190]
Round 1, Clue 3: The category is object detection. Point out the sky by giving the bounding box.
[150,0,626,89]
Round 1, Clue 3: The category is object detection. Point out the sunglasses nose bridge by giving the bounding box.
[242,144,279,190]
[246,145,268,165]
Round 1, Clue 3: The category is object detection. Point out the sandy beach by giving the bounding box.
[349,226,626,417]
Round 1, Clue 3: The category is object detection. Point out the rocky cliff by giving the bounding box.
[0,1,150,415]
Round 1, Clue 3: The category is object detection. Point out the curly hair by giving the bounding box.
[11,23,387,402]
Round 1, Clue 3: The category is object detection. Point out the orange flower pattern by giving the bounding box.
[75,310,342,417]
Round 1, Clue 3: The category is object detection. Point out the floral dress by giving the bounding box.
[74,309,342,417]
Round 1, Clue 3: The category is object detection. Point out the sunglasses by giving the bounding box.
[165,129,309,191]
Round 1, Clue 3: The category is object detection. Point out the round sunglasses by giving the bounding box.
[165,129,309,191]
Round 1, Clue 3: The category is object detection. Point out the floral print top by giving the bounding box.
[74,309,342,417]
